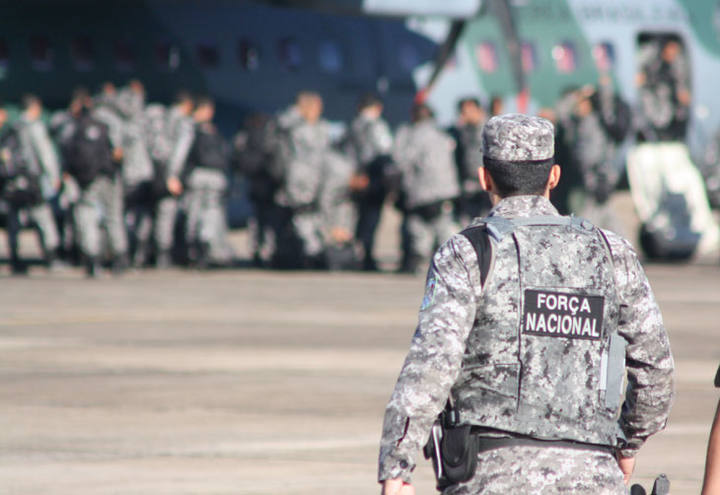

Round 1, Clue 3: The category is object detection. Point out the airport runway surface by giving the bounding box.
[0,261,717,494]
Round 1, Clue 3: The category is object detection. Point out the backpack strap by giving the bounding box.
[460,225,494,288]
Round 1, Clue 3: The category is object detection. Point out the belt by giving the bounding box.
[476,436,615,456]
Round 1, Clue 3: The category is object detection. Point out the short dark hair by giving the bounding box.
[483,156,555,197]
[195,95,215,109]
[411,103,434,123]
[22,93,41,110]
[358,92,382,111]
[174,90,193,106]
[457,97,482,112]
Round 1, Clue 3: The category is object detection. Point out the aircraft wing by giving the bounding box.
[261,0,482,18]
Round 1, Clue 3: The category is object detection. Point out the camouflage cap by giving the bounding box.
[482,113,554,161]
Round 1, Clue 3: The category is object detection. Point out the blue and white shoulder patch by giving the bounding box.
[420,273,437,311]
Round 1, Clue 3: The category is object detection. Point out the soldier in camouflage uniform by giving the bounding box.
[4,95,63,272]
[379,114,674,494]
[393,103,459,274]
[567,86,626,236]
[91,86,129,271]
[343,93,394,271]
[154,92,195,268]
[449,97,491,225]
[115,81,156,268]
[181,97,234,267]
[273,92,332,268]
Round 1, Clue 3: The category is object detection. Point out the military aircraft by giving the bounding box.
[2,0,718,144]
[0,0,479,132]
[416,0,720,157]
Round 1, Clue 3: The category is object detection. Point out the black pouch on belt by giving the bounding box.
[440,424,479,484]
[423,401,479,489]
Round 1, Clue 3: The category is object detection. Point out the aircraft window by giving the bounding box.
[552,41,578,73]
[238,39,260,71]
[114,40,136,71]
[318,41,343,73]
[71,36,95,71]
[593,42,616,71]
[475,42,498,73]
[29,35,53,71]
[398,43,420,73]
[0,38,8,68]
[155,41,181,71]
[521,42,538,73]
[278,37,302,71]
[196,43,220,68]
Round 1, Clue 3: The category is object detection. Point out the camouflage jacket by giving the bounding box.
[378,195,674,482]
[344,114,393,170]
[393,120,459,210]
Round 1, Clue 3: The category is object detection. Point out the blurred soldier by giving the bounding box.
[115,81,156,268]
[50,88,91,263]
[393,103,459,274]
[273,92,331,269]
[549,86,583,215]
[2,95,63,273]
[65,95,127,277]
[567,86,625,235]
[155,91,194,268]
[449,97,491,225]
[636,38,690,143]
[379,114,674,494]
[630,36,719,259]
[701,364,720,495]
[343,93,393,271]
[0,103,60,273]
[115,79,146,119]
[319,148,358,270]
[232,113,283,266]
[489,95,504,117]
[180,97,233,267]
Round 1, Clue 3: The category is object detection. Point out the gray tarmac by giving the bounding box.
[0,197,718,494]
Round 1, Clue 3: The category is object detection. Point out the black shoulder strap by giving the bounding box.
[460,226,493,287]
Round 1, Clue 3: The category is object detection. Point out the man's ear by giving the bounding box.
[546,164,561,191]
[478,167,492,192]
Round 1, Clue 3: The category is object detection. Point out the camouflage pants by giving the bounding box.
[293,210,325,258]
[154,196,179,252]
[184,168,232,263]
[442,446,625,495]
[6,202,60,260]
[74,175,128,258]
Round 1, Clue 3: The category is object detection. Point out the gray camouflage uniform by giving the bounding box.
[570,98,625,236]
[275,116,333,261]
[182,122,234,266]
[453,121,491,224]
[7,117,61,263]
[155,106,195,256]
[394,120,459,269]
[344,113,393,268]
[122,112,155,266]
[80,102,128,258]
[379,115,674,493]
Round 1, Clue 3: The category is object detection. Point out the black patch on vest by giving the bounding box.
[522,289,604,341]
